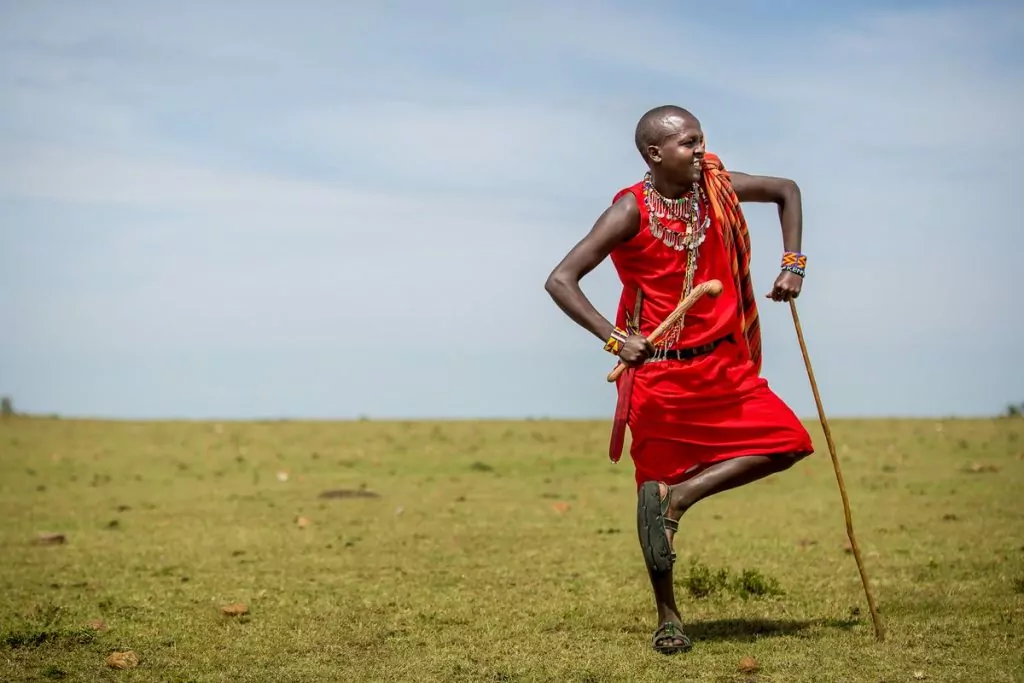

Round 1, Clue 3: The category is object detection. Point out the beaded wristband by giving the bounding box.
[781,251,807,268]
[781,251,807,278]
[604,327,628,354]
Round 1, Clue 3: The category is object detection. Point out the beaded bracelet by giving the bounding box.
[781,251,807,278]
[604,327,628,354]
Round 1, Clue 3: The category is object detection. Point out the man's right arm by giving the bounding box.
[543,192,642,345]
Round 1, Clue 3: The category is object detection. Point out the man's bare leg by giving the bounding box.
[668,451,809,518]
[642,451,809,653]
[645,480,689,652]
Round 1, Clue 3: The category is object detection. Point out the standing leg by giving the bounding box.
[638,481,690,653]
[638,451,809,654]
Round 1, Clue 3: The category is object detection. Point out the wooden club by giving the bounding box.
[606,279,724,383]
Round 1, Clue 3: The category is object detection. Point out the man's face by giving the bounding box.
[647,115,705,184]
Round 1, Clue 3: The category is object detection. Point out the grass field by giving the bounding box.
[1,415,1022,682]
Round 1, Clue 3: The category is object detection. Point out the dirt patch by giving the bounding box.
[317,489,380,499]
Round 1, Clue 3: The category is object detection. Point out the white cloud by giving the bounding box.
[290,101,626,193]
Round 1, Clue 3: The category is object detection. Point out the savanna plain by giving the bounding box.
[1,415,1022,682]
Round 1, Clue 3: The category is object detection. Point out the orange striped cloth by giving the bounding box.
[702,152,762,374]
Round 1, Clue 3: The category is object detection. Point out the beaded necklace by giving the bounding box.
[642,172,710,253]
[641,171,711,353]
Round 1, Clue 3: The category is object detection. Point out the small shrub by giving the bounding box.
[683,559,731,598]
[734,568,785,599]
[682,559,785,600]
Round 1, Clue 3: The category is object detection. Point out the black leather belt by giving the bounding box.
[645,334,733,363]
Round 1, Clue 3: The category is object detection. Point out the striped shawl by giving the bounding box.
[702,152,762,374]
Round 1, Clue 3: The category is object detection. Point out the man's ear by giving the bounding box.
[646,145,661,163]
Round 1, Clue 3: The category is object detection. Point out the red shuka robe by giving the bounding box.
[608,159,814,489]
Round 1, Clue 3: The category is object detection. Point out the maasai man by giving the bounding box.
[544,105,815,654]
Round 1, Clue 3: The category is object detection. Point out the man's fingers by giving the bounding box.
[767,286,801,301]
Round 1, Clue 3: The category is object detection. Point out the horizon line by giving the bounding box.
[2,411,1014,424]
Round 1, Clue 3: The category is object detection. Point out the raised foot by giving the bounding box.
[652,621,692,654]
[637,480,677,573]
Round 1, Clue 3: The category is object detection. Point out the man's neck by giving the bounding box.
[649,172,693,200]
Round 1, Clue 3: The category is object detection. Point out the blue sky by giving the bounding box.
[1,0,1021,420]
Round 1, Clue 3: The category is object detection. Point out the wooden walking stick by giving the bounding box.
[789,299,886,642]
[606,279,724,383]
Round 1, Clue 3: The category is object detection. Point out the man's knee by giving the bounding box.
[775,450,810,470]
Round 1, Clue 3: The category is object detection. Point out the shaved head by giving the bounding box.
[634,105,699,162]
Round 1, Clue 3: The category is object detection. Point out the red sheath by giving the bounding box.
[609,366,634,463]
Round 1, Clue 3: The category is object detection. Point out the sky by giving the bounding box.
[0,0,1021,421]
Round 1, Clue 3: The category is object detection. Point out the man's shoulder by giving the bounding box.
[612,181,643,208]
[602,185,644,252]
[607,186,643,226]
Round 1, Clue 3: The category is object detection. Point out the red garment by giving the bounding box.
[608,180,814,489]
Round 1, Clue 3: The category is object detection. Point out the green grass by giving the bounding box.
[1,415,1022,682]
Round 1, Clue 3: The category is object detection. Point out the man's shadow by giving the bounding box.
[683,616,861,643]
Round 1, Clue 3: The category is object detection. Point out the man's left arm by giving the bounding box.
[728,171,805,301]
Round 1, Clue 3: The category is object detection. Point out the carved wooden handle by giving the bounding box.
[606,279,724,383]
